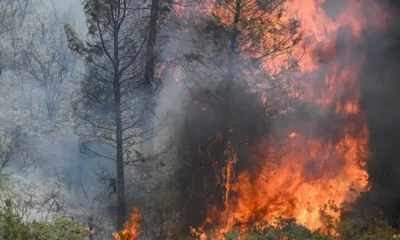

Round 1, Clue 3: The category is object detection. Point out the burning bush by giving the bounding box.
[175,85,274,232]
[119,0,395,238]
[113,208,141,240]
[171,0,375,236]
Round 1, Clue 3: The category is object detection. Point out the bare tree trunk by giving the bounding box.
[142,0,160,156]
[144,0,159,88]
[226,0,241,91]
[221,0,241,208]
[159,202,165,240]
[114,20,126,231]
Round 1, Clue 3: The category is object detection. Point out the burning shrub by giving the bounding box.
[113,208,141,240]
[167,0,388,237]
[175,85,274,232]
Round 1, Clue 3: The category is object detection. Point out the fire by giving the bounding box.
[113,208,141,240]
[222,140,239,207]
[186,0,387,238]
[121,0,389,238]
[205,123,370,234]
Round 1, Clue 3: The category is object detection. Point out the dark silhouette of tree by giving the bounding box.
[65,0,154,230]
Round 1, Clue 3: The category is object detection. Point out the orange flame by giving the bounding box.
[180,0,389,238]
[113,208,141,240]
[222,140,239,207]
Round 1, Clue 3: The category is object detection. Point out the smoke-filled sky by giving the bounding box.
[2,0,112,225]
[38,0,85,29]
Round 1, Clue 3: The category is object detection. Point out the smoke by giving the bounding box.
[10,0,399,235]
[148,0,400,235]
[171,86,270,229]
[355,0,400,226]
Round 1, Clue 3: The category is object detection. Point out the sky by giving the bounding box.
[37,0,86,30]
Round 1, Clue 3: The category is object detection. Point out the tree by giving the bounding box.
[0,4,77,140]
[0,0,30,101]
[20,12,76,120]
[65,0,155,230]
[0,1,117,237]
[0,0,29,38]
[184,0,302,102]
[140,0,160,158]
[0,125,77,231]
[174,0,304,230]
[0,125,39,182]
[140,0,177,158]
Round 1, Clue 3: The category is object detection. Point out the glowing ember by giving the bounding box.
[113,208,141,240]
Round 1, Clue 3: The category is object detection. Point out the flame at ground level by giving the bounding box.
[113,208,141,240]
[192,0,385,237]
[120,0,388,237]
[200,122,370,238]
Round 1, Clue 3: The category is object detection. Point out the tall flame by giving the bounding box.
[122,0,388,238]
[190,0,387,238]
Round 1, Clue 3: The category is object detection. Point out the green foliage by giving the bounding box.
[0,199,90,240]
[64,24,86,55]
[260,218,326,240]
[0,199,32,240]
[218,216,397,240]
[0,133,11,178]
[223,231,240,240]
[30,218,91,240]
[221,218,326,240]
[338,217,396,240]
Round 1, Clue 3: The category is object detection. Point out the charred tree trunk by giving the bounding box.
[223,0,241,129]
[142,0,160,155]
[225,0,241,91]
[159,203,165,240]
[144,0,159,88]
[218,0,242,216]
[113,20,126,231]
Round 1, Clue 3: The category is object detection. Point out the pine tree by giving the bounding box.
[65,0,153,230]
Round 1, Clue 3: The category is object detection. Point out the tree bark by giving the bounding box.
[113,19,126,231]
[221,0,241,207]
[144,0,160,88]
[142,0,160,156]
[226,0,241,90]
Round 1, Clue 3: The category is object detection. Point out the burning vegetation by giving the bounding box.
[113,208,142,240]
[1,0,400,239]
[111,0,399,239]
[171,0,389,239]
